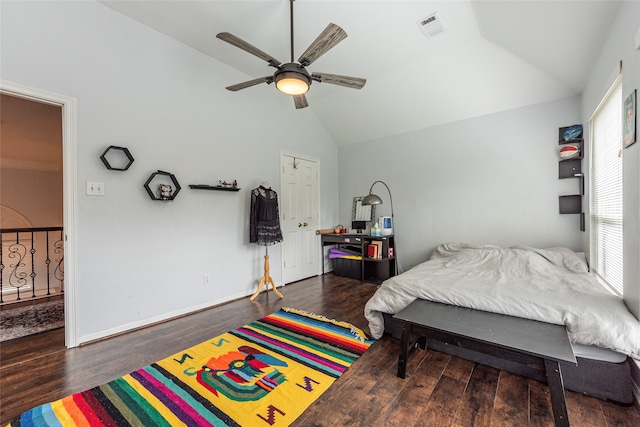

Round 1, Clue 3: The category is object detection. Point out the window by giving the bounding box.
[590,76,623,295]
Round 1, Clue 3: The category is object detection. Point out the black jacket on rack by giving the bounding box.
[250,185,283,245]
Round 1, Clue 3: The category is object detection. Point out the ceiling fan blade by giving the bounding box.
[225,76,273,92]
[216,32,282,67]
[311,72,366,89]
[298,23,347,67]
[293,94,309,109]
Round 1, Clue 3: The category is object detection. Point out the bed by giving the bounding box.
[364,243,640,404]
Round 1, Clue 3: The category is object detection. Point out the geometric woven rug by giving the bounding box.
[7,307,375,426]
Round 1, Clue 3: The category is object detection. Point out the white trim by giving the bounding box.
[589,62,623,121]
[590,72,623,121]
[78,290,253,344]
[0,80,79,348]
[279,150,319,165]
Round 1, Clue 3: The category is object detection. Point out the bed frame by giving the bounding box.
[382,312,633,405]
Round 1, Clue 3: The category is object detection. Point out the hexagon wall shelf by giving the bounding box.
[144,170,181,201]
[100,145,135,171]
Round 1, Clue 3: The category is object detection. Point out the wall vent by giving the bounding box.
[417,12,445,38]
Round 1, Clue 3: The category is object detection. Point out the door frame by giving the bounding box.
[1,80,79,348]
[280,150,321,282]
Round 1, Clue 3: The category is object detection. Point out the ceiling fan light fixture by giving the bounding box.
[274,63,311,95]
[217,1,365,107]
[275,74,310,95]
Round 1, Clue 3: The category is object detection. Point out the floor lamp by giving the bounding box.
[362,180,398,273]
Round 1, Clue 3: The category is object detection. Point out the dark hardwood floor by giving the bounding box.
[1,274,639,426]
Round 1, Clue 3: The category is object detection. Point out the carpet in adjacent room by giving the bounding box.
[0,299,64,342]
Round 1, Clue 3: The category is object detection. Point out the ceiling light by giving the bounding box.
[274,63,311,95]
[275,75,309,95]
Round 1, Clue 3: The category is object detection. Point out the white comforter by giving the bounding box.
[364,243,640,360]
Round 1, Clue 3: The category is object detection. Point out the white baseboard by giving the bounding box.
[78,289,255,344]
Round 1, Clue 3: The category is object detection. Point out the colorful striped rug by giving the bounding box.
[7,307,374,426]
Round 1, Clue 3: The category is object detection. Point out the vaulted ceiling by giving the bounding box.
[98,0,622,146]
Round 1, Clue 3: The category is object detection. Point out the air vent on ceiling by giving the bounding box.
[417,12,445,38]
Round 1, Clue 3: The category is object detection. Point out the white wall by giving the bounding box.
[338,96,584,271]
[580,0,640,397]
[581,0,640,319]
[1,1,339,342]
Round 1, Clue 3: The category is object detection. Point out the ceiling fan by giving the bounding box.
[216,0,366,109]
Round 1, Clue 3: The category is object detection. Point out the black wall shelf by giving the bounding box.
[189,185,241,192]
[559,158,582,178]
[144,170,181,201]
[558,126,584,231]
[559,195,582,214]
[100,145,135,171]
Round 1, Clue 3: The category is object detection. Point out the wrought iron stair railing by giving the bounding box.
[0,227,64,304]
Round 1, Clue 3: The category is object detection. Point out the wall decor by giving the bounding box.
[624,89,636,148]
[189,180,240,192]
[100,145,135,171]
[144,170,181,201]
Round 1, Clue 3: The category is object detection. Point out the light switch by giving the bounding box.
[86,181,105,196]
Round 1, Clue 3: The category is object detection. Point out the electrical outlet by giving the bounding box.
[203,274,211,285]
[86,181,105,196]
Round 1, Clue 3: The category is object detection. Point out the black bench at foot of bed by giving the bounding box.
[394,300,576,427]
[383,307,633,406]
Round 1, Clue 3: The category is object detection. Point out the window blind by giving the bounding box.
[590,77,623,294]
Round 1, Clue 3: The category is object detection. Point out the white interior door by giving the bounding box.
[280,154,319,284]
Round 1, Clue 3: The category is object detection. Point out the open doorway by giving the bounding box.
[0,94,64,341]
[0,81,78,348]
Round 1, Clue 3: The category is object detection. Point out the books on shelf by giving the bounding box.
[367,244,377,259]
[367,241,383,260]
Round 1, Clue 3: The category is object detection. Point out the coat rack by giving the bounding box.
[250,245,283,301]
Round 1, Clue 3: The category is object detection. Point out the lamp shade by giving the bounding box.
[362,193,383,206]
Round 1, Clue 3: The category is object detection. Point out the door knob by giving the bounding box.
[303,222,308,227]
[298,223,302,227]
